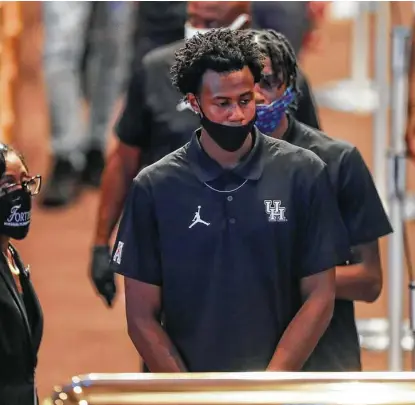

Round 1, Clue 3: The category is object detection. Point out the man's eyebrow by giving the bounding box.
[240,91,253,97]
[212,95,230,100]
[213,91,253,100]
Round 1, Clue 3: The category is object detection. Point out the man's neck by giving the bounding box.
[270,114,289,140]
[199,129,253,168]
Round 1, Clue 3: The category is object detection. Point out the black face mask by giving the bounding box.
[0,188,32,240]
[199,105,257,152]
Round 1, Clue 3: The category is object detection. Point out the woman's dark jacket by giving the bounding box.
[0,244,43,404]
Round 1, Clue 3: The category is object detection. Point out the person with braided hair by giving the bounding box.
[253,29,393,372]
[252,29,321,130]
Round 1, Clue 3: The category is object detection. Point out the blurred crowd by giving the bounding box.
[38,1,327,209]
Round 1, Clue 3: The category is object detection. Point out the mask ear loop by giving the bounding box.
[195,98,204,117]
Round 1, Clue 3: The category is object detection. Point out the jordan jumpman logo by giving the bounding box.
[189,205,210,229]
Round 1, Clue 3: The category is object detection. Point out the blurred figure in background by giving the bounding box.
[252,2,310,56]
[130,2,187,74]
[41,2,133,208]
[0,144,43,404]
[251,1,328,59]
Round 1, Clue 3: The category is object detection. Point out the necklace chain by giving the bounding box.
[203,179,248,193]
[3,251,19,275]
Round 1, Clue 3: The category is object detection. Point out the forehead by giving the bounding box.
[262,57,273,75]
[188,2,224,17]
[188,1,238,21]
[201,67,255,98]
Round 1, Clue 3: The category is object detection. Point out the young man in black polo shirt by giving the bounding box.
[110,28,351,372]
[90,1,322,308]
[253,29,393,371]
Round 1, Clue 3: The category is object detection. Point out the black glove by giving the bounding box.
[90,245,116,307]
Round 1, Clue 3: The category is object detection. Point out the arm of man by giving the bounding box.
[90,67,153,305]
[267,268,335,371]
[267,163,349,371]
[93,68,151,246]
[94,142,141,246]
[335,241,382,302]
[110,176,187,372]
[124,278,187,372]
[335,147,393,303]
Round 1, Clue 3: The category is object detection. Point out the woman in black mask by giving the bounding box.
[0,144,43,404]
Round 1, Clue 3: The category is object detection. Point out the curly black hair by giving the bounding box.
[251,29,299,96]
[171,28,265,97]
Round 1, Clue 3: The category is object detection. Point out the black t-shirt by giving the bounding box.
[135,2,186,41]
[282,117,393,371]
[111,129,350,372]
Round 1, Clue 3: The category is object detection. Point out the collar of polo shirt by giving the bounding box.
[187,127,265,183]
[281,113,296,143]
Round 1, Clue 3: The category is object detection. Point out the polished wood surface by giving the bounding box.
[44,372,415,405]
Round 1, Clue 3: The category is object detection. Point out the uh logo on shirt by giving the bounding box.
[264,200,287,222]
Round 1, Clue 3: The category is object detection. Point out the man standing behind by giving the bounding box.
[253,29,393,371]
[110,29,351,372]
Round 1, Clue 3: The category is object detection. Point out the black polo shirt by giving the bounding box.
[135,2,186,43]
[111,128,350,372]
[281,116,393,371]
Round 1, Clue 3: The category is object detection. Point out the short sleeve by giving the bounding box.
[297,165,351,278]
[114,68,152,148]
[338,147,393,246]
[292,71,321,130]
[110,176,162,285]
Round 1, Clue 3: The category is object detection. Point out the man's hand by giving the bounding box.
[90,245,116,307]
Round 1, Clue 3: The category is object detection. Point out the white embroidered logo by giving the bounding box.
[264,200,287,222]
[5,205,30,227]
[189,205,210,229]
[113,241,124,265]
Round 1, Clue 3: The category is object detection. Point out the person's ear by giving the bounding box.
[187,93,201,114]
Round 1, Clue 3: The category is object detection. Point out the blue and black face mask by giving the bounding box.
[255,87,295,135]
